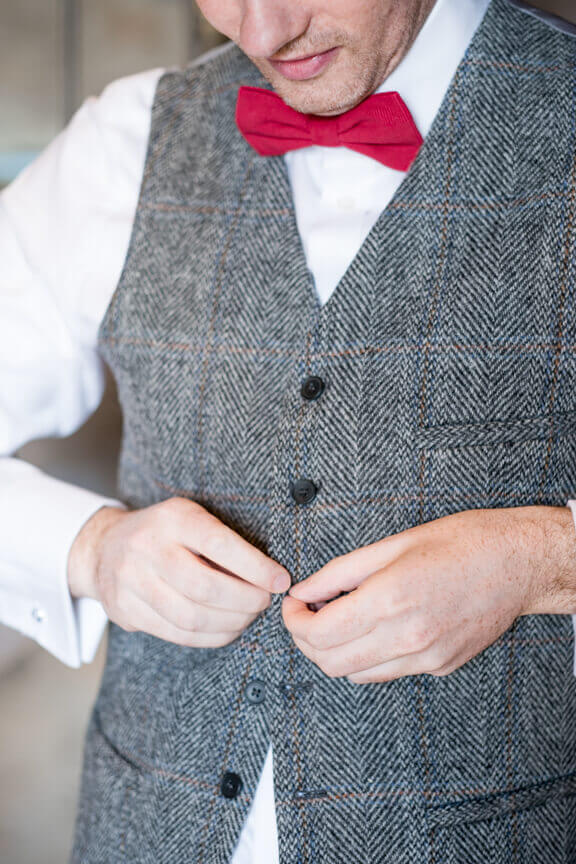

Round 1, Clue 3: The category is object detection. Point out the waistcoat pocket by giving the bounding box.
[70,714,158,863]
[413,412,576,450]
[408,412,576,515]
[425,770,576,829]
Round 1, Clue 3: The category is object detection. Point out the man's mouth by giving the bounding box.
[268,46,341,81]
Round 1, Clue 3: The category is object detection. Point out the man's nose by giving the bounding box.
[238,0,311,58]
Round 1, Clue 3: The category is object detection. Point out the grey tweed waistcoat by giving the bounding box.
[71,1,576,862]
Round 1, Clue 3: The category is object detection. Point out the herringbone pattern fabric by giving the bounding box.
[70,1,576,861]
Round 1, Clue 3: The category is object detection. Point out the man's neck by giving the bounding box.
[375,0,439,88]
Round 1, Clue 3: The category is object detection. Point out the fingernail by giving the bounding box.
[273,571,291,593]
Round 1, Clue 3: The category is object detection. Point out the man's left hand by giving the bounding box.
[282,506,576,684]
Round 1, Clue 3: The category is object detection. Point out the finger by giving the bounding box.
[178,503,291,594]
[163,547,272,615]
[134,578,257,633]
[347,653,430,684]
[301,627,431,678]
[117,594,243,648]
[304,632,391,678]
[289,536,402,604]
[282,590,377,650]
[281,594,316,637]
[290,633,319,667]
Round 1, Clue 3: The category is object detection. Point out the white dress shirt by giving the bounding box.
[2,0,574,861]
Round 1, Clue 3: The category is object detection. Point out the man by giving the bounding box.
[2,0,576,861]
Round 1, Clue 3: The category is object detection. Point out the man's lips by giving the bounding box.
[269,47,340,81]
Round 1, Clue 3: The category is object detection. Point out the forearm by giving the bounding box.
[506,504,576,616]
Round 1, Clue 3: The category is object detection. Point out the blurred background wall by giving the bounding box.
[535,0,576,17]
[0,2,223,862]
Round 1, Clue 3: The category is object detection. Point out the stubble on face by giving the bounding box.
[247,0,437,116]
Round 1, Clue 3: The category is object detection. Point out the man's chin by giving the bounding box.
[254,63,369,117]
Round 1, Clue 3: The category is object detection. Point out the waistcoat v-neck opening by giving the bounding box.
[250,0,499,338]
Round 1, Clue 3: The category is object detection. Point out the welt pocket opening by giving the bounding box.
[92,710,151,776]
[413,413,576,451]
[426,772,576,829]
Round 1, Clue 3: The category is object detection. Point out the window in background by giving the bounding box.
[0,0,224,185]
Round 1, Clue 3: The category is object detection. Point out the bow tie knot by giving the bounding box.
[307,115,342,148]
[236,86,423,171]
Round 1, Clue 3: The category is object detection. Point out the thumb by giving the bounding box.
[289,564,361,604]
[289,536,402,603]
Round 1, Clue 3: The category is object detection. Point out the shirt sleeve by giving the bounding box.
[0,67,165,667]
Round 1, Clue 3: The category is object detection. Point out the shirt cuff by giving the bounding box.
[75,595,109,664]
[0,458,121,667]
[0,576,109,667]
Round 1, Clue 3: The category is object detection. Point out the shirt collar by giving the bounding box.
[283,0,492,184]
[376,0,491,138]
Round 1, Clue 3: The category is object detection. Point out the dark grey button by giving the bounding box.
[220,772,242,799]
[301,376,325,401]
[290,479,318,505]
[245,679,266,705]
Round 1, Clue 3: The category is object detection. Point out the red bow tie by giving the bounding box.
[236,86,423,171]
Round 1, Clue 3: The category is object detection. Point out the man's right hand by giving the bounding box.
[67,497,291,647]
